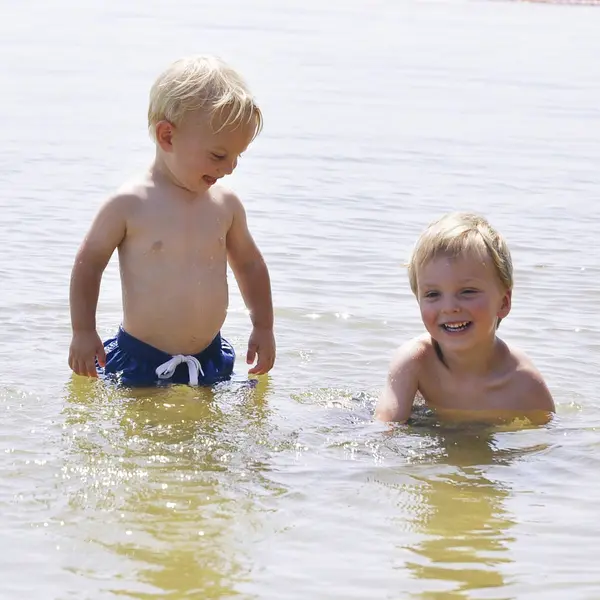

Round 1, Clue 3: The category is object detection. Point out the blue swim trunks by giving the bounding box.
[99,327,235,387]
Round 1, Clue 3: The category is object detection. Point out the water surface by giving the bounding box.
[1,0,600,597]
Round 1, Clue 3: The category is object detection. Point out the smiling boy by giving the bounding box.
[375,213,555,424]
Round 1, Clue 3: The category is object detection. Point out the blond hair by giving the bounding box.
[408,212,513,296]
[148,55,263,140]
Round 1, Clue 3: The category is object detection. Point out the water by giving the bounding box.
[1,0,600,597]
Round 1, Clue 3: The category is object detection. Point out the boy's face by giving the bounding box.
[156,109,256,193]
[416,251,511,352]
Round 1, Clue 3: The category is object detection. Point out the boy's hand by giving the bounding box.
[69,331,106,378]
[246,327,275,375]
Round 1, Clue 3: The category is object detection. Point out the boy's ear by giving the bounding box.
[155,120,175,152]
[498,289,512,319]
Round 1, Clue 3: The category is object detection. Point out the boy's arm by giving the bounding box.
[518,367,556,423]
[375,341,421,423]
[225,192,275,374]
[69,194,130,376]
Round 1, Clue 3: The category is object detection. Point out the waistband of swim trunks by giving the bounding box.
[116,327,223,365]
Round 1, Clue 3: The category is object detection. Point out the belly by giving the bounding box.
[120,260,229,355]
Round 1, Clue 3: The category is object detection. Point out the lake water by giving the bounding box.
[1,0,600,597]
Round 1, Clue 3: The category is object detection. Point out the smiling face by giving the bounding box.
[416,250,512,353]
[155,108,258,193]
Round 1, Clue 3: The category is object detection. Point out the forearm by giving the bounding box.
[375,399,409,423]
[235,259,274,329]
[70,261,103,332]
[375,378,416,423]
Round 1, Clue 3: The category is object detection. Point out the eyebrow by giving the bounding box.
[419,278,484,287]
[212,144,249,156]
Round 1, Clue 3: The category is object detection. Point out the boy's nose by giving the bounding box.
[441,299,461,313]
[221,157,237,176]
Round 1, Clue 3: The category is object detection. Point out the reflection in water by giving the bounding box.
[369,414,550,598]
[399,428,546,598]
[60,375,281,598]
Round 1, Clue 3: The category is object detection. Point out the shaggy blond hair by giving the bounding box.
[408,212,513,296]
[148,55,263,140]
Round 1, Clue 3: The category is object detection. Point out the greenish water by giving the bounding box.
[1,0,600,597]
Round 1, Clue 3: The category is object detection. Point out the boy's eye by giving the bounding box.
[424,291,439,299]
[211,153,226,160]
[461,289,478,295]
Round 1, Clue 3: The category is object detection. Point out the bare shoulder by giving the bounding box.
[506,343,556,413]
[388,334,431,375]
[207,185,245,228]
[210,184,244,209]
[101,178,150,218]
[75,181,150,264]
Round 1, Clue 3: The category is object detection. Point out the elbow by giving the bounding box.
[375,404,407,424]
[70,258,105,290]
[72,247,109,277]
[71,260,102,279]
[375,409,392,423]
[243,255,267,275]
[234,256,269,284]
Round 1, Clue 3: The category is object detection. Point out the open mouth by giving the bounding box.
[203,175,217,186]
[440,321,472,333]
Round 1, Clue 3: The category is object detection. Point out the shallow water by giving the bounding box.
[1,0,600,597]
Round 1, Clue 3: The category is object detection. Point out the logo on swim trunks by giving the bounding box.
[105,339,118,353]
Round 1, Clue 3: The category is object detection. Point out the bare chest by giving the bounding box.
[124,199,230,262]
[418,364,521,411]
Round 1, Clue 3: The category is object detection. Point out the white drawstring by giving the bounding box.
[155,355,204,385]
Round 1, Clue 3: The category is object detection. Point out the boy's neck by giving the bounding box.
[150,155,178,187]
[439,336,505,376]
[149,154,200,196]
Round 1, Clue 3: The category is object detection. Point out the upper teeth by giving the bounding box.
[444,322,468,329]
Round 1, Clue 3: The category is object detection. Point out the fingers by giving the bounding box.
[246,329,276,376]
[70,360,83,377]
[246,343,257,367]
[68,354,99,378]
[69,354,83,377]
[85,356,99,378]
[96,344,106,368]
[69,333,106,378]
[248,349,275,375]
[248,362,262,375]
